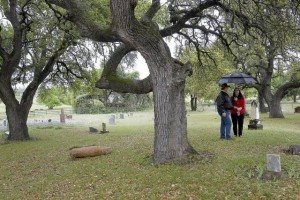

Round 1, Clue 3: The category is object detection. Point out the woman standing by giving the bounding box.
[231,88,246,137]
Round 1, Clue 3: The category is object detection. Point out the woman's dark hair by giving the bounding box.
[232,88,243,99]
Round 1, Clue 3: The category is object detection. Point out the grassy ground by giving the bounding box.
[0,110,300,199]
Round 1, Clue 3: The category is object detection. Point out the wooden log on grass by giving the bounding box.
[70,146,112,158]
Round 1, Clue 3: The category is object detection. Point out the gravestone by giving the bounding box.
[109,115,115,125]
[3,119,7,127]
[267,154,281,172]
[120,113,124,119]
[289,145,300,155]
[294,106,300,113]
[248,100,263,130]
[100,123,109,134]
[89,127,98,133]
[60,109,66,123]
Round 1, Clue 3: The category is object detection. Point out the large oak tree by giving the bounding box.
[47,0,286,163]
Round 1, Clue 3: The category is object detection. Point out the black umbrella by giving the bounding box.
[218,72,256,84]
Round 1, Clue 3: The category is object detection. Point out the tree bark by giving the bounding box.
[268,97,284,118]
[258,90,269,113]
[152,61,196,163]
[190,95,197,111]
[6,104,30,140]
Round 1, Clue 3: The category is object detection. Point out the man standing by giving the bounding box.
[216,83,234,140]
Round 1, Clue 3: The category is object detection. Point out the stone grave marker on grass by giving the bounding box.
[100,123,109,134]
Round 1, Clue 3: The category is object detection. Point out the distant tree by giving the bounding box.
[37,86,71,109]
[183,44,235,111]
[227,1,300,118]
[0,1,91,140]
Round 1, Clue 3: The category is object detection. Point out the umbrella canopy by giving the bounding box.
[218,72,256,84]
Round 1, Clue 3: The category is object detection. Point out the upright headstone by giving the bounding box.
[267,154,281,172]
[60,109,66,123]
[100,123,109,134]
[248,100,263,130]
[120,113,124,119]
[3,119,7,127]
[109,115,115,125]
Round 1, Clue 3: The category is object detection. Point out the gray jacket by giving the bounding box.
[216,91,233,114]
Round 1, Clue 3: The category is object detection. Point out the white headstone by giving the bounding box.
[250,100,260,120]
[267,154,281,172]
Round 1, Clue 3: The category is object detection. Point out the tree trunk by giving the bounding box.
[6,104,30,140]
[190,95,197,111]
[258,91,269,113]
[268,97,284,118]
[99,0,198,164]
[152,64,196,164]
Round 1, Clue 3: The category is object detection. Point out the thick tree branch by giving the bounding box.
[47,0,117,42]
[141,0,161,23]
[96,75,153,94]
[96,43,152,94]
[20,38,69,105]
[275,80,300,99]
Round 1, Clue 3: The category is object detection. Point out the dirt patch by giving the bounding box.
[245,167,289,181]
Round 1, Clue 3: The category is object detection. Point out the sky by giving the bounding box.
[134,39,176,79]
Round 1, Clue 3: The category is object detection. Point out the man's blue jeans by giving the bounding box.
[219,110,232,139]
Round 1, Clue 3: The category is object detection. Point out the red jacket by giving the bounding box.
[231,96,246,114]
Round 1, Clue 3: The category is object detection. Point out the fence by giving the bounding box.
[192,102,300,113]
[0,102,299,124]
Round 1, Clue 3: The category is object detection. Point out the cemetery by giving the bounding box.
[1,0,300,199]
[0,103,300,199]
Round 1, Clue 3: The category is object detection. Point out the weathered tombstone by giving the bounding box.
[294,106,300,113]
[60,109,66,123]
[120,113,124,119]
[130,112,133,117]
[100,123,109,134]
[267,154,281,172]
[289,145,300,155]
[3,119,7,127]
[109,115,115,125]
[89,127,98,133]
[248,100,263,130]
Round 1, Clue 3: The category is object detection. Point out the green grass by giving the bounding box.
[0,111,300,199]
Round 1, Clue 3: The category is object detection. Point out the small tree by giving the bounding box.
[37,86,71,109]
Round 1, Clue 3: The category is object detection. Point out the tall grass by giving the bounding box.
[0,111,299,199]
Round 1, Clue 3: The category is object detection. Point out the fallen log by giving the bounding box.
[70,146,112,158]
